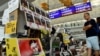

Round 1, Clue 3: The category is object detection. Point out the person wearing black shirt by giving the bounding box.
[83,12,99,56]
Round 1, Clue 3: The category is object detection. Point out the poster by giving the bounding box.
[24,11,39,29]
[41,19,45,26]
[29,4,35,12]
[5,20,17,34]
[8,0,19,13]
[37,18,45,29]
[26,12,34,25]
[2,1,19,25]
[6,38,20,56]
[18,38,45,56]
[46,21,51,31]
[46,21,50,28]
[6,38,45,56]
[5,9,18,34]
[20,0,29,11]
[34,16,41,25]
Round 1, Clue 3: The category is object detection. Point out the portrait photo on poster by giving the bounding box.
[29,40,42,55]
[29,4,35,12]
[34,16,41,25]
[26,13,34,23]
[18,39,42,56]
[46,21,50,28]
[21,0,29,8]
[41,19,45,26]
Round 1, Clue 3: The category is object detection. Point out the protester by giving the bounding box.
[80,40,87,56]
[83,12,100,56]
[51,26,56,35]
[60,42,72,56]
[69,37,77,56]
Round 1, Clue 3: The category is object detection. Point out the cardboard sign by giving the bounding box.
[6,38,45,56]
[5,20,17,34]
[6,38,20,56]
[18,38,45,56]
[5,9,18,34]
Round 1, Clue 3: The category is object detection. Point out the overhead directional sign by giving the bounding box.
[49,2,92,19]
[49,10,61,19]
[61,6,76,16]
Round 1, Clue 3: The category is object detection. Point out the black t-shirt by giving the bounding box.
[84,19,98,37]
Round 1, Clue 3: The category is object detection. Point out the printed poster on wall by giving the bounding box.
[6,38,45,56]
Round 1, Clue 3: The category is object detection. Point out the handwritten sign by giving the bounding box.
[5,21,17,34]
[6,38,20,56]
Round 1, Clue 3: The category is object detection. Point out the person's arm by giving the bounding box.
[84,19,97,31]
[83,24,92,31]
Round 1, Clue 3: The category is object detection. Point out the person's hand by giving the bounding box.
[83,27,86,31]
[88,24,92,27]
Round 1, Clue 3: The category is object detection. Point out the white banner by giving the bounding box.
[2,0,19,25]
[2,9,9,24]
[8,0,19,13]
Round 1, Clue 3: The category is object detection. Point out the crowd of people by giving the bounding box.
[53,12,100,56]
[55,33,87,56]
